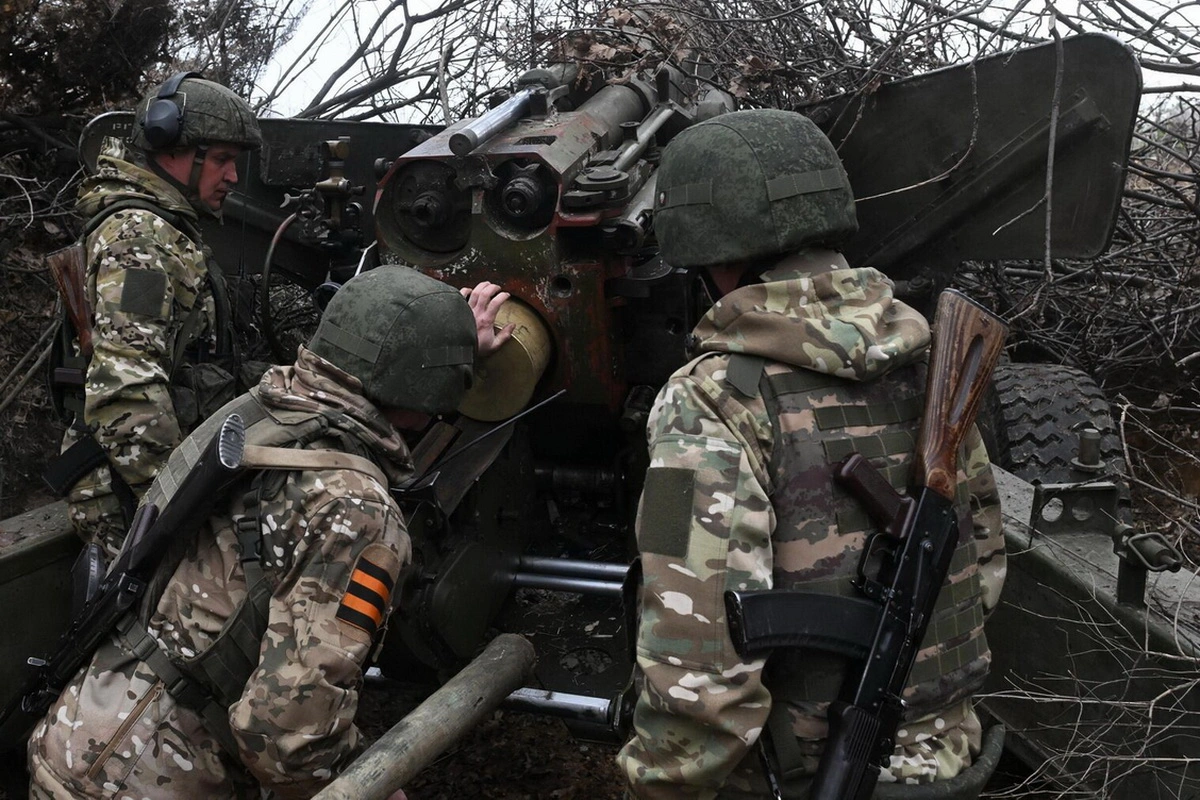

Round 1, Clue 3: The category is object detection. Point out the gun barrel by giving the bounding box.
[449,87,539,156]
[511,556,628,596]
[577,84,649,148]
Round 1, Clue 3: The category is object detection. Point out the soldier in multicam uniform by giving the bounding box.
[47,73,263,561]
[28,267,511,799]
[616,110,1006,799]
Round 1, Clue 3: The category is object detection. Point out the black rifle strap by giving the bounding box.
[114,612,243,757]
[43,430,138,523]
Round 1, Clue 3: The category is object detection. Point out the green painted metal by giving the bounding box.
[983,468,1200,796]
[0,502,78,750]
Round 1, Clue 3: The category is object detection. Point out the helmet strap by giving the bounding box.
[145,145,220,220]
[188,144,208,193]
[187,144,220,220]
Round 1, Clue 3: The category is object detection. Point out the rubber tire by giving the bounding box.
[979,363,1129,523]
[981,363,1124,480]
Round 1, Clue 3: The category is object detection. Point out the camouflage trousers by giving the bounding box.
[714,701,983,799]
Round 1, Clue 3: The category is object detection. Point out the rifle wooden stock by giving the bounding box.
[47,243,93,359]
[913,289,1008,500]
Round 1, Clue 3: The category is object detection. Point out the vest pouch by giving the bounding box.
[170,361,237,431]
[179,574,272,708]
[163,575,273,755]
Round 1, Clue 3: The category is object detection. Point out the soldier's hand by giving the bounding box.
[385,789,408,800]
[462,281,516,357]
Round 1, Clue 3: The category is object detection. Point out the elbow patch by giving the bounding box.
[336,543,399,641]
[638,467,695,559]
[118,268,169,317]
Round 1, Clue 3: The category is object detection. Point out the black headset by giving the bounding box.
[142,71,204,149]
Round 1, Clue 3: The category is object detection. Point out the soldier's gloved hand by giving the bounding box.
[462,281,516,357]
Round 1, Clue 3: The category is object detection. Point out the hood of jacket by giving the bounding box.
[256,345,414,483]
[691,249,931,381]
[76,141,199,226]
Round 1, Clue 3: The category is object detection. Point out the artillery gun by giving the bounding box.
[1,27,1197,799]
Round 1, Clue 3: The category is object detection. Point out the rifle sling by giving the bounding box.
[241,445,387,487]
[43,433,138,523]
[114,612,244,757]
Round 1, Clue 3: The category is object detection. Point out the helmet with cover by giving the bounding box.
[307,267,477,413]
[653,109,857,268]
[131,74,263,153]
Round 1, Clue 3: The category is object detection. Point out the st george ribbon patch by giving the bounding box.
[336,555,395,637]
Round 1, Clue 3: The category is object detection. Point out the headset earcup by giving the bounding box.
[143,97,182,149]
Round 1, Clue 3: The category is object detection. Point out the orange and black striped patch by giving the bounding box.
[336,557,395,637]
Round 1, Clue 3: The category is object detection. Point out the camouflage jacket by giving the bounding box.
[60,145,232,560]
[616,250,1005,799]
[29,348,414,800]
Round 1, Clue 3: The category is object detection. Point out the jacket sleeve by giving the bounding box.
[84,217,193,492]
[617,375,775,800]
[228,492,410,799]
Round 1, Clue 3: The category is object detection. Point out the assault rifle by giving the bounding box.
[0,414,248,738]
[724,289,1008,800]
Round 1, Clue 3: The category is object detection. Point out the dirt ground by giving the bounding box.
[0,690,626,799]
[361,697,627,800]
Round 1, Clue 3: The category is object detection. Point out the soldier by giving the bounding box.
[45,73,264,561]
[616,110,1006,798]
[28,267,509,799]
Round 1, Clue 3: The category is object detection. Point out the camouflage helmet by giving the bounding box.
[132,72,263,153]
[307,267,476,414]
[654,109,857,268]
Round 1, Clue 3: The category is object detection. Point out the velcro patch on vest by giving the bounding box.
[118,268,169,318]
[336,545,398,639]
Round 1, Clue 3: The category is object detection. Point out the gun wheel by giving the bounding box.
[979,363,1131,521]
